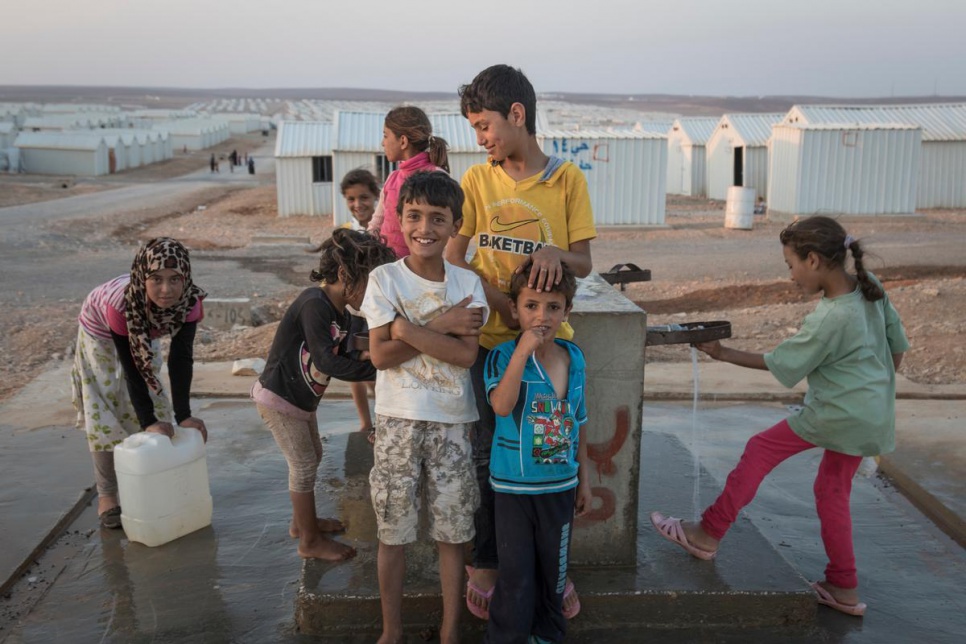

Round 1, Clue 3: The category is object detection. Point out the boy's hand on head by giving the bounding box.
[518,246,564,293]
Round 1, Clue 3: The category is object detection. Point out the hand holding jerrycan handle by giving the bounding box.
[113,426,213,547]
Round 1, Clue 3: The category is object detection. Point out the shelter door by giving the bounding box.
[733,146,743,186]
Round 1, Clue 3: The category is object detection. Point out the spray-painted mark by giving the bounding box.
[576,405,631,525]
[587,405,629,477]
[575,486,616,528]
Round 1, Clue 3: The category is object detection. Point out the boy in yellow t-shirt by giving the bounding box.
[444,63,597,621]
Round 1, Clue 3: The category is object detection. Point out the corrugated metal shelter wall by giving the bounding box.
[744,146,770,201]
[918,142,966,208]
[666,135,685,194]
[167,133,204,151]
[20,146,108,176]
[767,128,802,214]
[277,158,315,217]
[539,134,667,225]
[668,126,709,196]
[332,152,375,225]
[707,129,769,200]
[447,152,487,185]
[769,126,920,217]
[686,145,708,197]
[706,130,733,200]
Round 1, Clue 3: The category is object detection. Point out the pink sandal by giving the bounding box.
[812,582,867,617]
[650,511,718,560]
[465,565,493,620]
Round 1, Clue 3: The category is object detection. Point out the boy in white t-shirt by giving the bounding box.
[361,171,489,644]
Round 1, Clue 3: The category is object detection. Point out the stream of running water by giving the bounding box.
[690,346,701,519]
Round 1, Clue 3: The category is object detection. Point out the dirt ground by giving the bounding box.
[1,184,965,404]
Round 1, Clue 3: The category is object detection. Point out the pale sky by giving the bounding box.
[4,0,965,97]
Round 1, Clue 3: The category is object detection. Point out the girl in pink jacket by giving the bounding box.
[368,106,449,258]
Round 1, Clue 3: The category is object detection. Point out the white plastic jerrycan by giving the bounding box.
[114,426,213,547]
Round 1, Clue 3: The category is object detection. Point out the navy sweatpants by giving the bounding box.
[485,490,575,644]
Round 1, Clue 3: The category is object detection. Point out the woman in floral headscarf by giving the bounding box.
[71,238,208,529]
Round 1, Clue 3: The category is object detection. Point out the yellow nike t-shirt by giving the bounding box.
[459,159,597,349]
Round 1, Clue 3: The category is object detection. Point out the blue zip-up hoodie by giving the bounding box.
[485,337,588,494]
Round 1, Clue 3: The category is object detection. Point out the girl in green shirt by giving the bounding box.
[651,215,909,618]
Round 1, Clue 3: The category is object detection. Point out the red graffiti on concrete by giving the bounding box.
[587,405,629,478]
[576,405,630,526]
[575,486,615,528]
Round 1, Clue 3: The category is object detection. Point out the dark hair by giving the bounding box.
[779,215,883,301]
[310,228,396,298]
[340,167,380,196]
[396,171,464,223]
[509,259,578,308]
[459,64,537,135]
[384,106,449,173]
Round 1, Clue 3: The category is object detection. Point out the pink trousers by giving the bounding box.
[700,420,863,588]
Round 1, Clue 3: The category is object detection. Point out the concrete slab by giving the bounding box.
[202,297,251,329]
[295,430,814,637]
[647,401,966,643]
[3,398,965,642]
[881,399,966,546]
[0,365,93,595]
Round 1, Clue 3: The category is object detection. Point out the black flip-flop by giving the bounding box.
[99,506,123,529]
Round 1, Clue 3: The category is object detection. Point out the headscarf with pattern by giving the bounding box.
[124,238,207,394]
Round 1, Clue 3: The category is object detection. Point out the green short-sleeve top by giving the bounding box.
[764,274,909,456]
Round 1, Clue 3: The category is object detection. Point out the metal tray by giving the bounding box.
[645,321,732,346]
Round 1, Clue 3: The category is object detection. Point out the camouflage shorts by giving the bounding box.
[370,415,479,546]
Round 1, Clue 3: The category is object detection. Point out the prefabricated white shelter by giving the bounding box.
[666,117,718,197]
[767,123,921,219]
[215,113,262,135]
[154,119,228,151]
[0,122,16,148]
[538,129,668,225]
[274,121,334,217]
[783,104,966,208]
[706,113,784,201]
[14,132,110,176]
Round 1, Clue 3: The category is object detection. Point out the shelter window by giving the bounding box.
[375,155,397,183]
[312,156,333,183]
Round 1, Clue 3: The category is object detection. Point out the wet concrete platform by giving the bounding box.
[3,365,966,642]
[295,432,814,638]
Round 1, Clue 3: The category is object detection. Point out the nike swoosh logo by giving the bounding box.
[489,216,540,233]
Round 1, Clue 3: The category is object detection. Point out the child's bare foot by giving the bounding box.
[376,631,403,644]
[289,517,346,538]
[297,536,356,561]
[439,621,459,644]
[817,581,860,606]
[466,567,498,614]
[97,496,119,516]
[680,520,720,553]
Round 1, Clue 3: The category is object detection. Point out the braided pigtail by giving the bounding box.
[426,135,450,173]
[848,238,884,302]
